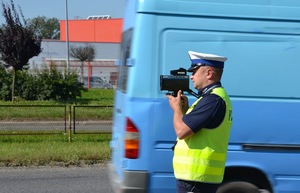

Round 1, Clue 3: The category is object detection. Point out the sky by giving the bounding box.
[0,0,126,24]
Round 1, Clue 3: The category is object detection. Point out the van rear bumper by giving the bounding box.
[108,163,148,193]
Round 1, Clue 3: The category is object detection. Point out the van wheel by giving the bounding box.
[216,181,260,193]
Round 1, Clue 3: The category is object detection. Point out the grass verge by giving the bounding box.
[0,89,115,106]
[0,89,114,167]
[0,133,111,167]
[0,89,115,121]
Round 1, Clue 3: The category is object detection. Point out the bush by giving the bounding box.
[0,66,86,102]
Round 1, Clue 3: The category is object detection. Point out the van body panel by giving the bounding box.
[230,99,300,144]
[138,0,300,20]
[109,0,300,192]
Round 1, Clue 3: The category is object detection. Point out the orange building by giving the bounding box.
[60,18,123,43]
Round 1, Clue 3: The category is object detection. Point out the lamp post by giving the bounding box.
[65,0,70,72]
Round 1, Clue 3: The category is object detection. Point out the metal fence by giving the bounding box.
[72,105,113,134]
[45,60,119,88]
[0,105,113,138]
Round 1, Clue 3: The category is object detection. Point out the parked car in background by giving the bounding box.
[83,76,113,89]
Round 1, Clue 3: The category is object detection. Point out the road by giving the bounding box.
[0,164,114,193]
[0,121,112,133]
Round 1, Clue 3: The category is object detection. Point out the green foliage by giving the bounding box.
[0,0,42,71]
[0,0,42,101]
[0,67,86,102]
[27,16,60,39]
[70,45,96,83]
[70,45,96,62]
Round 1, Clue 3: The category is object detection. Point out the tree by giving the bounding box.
[27,16,60,39]
[0,0,42,101]
[70,45,95,84]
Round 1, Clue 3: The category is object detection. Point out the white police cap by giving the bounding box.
[187,51,227,72]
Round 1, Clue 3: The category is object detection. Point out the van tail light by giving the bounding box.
[124,118,139,159]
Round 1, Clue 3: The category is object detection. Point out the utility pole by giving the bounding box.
[65,0,70,72]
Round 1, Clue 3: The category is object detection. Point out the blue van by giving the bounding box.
[109,0,300,192]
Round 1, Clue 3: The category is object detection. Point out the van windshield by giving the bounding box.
[117,28,133,92]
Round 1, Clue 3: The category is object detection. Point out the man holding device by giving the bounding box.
[166,51,233,193]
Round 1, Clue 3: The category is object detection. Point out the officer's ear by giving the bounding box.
[206,67,214,79]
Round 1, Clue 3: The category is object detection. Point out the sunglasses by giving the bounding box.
[191,64,205,75]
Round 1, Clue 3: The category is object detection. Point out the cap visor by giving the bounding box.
[187,66,199,72]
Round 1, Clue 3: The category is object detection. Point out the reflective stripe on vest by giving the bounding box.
[173,87,232,183]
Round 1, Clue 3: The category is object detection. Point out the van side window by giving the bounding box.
[117,28,133,92]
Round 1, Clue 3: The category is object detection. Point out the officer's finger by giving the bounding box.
[177,90,182,98]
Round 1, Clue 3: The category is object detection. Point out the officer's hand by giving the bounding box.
[179,91,188,113]
[166,92,180,111]
[166,90,186,112]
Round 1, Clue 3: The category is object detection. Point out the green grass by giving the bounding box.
[0,89,115,106]
[0,89,115,120]
[77,89,115,105]
[0,133,111,167]
[0,89,115,167]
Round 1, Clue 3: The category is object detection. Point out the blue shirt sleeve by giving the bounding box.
[182,94,226,133]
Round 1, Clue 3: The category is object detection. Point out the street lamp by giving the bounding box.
[65,0,70,72]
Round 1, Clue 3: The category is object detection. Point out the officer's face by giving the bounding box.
[190,66,212,90]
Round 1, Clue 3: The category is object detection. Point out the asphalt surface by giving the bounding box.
[0,164,114,193]
[0,121,112,132]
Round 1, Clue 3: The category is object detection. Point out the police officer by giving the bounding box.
[166,51,233,193]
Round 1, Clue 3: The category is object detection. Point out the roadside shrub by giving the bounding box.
[0,66,86,102]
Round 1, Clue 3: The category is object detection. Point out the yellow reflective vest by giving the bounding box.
[173,87,232,183]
